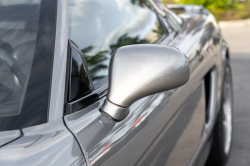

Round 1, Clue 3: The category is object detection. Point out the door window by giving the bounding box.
[0,0,57,131]
[68,0,164,82]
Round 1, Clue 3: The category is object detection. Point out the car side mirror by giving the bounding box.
[100,44,190,121]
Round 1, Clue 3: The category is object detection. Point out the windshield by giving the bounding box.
[0,0,57,131]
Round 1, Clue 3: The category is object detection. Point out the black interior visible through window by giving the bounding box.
[0,0,57,131]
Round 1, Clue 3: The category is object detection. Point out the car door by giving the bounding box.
[64,0,208,166]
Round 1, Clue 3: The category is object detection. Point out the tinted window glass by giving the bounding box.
[0,0,57,131]
[68,0,163,82]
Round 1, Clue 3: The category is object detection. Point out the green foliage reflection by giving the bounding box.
[81,46,108,81]
[131,0,152,8]
[110,34,148,53]
[81,0,163,81]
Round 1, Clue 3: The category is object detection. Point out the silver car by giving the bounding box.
[0,0,233,166]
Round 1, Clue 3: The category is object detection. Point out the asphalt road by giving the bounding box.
[219,19,250,166]
[225,55,250,166]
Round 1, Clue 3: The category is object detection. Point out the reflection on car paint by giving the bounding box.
[0,119,86,166]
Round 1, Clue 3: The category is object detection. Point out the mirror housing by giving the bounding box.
[100,44,190,121]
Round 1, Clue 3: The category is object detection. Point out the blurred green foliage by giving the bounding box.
[161,0,250,21]
[178,0,239,10]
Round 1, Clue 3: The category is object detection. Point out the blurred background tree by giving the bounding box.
[161,0,250,21]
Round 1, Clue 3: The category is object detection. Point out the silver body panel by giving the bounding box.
[0,119,86,166]
[0,1,229,166]
[65,80,206,166]
[107,45,190,108]
[64,10,226,166]
[48,0,68,121]
[0,130,20,147]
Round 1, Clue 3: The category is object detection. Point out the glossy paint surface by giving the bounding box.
[101,44,190,120]
[0,119,86,166]
[107,45,190,107]
[65,81,205,166]
[48,0,68,121]
[0,130,20,147]
[0,1,229,166]
[65,4,226,166]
